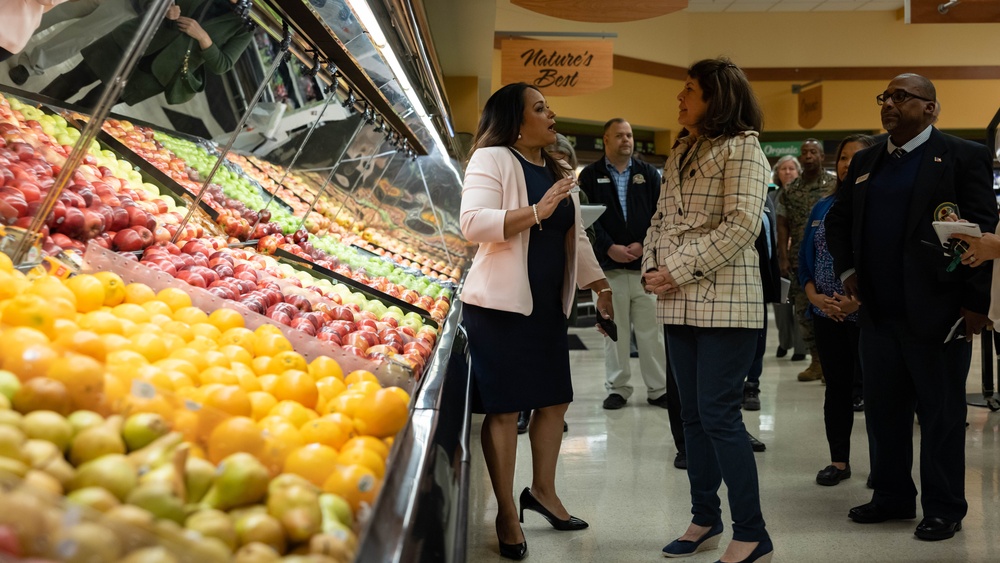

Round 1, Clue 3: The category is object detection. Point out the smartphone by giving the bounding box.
[597,316,618,342]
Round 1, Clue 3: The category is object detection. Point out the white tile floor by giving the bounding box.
[466,317,1000,562]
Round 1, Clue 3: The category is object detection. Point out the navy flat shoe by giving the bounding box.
[662,521,723,558]
[714,538,773,563]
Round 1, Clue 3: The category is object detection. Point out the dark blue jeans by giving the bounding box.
[665,324,768,542]
[746,309,767,386]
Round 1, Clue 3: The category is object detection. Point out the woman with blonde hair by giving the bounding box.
[769,155,806,361]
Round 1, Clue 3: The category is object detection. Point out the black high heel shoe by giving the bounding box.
[495,520,527,560]
[518,487,588,531]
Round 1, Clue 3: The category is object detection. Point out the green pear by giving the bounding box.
[279,506,322,544]
[0,424,28,463]
[22,438,61,468]
[22,410,73,452]
[318,493,353,530]
[40,452,76,488]
[234,512,286,553]
[184,456,216,504]
[118,546,180,563]
[69,454,137,501]
[66,486,121,513]
[66,410,104,438]
[127,432,184,473]
[0,409,23,429]
[102,504,157,554]
[69,415,125,466]
[185,509,237,551]
[49,522,122,563]
[122,412,170,452]
[233,542,281,563]
[127,481,189,524]
[199,453,269,511]
[309,533,355,562]
[267,473,316,498]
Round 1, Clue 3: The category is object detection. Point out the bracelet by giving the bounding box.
[532,204,542,230]
[598,287,612,295]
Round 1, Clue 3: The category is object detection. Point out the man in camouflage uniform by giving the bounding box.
[777,139,837,382]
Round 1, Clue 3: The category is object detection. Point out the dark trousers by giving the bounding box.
[0,48,12,62]
[813,315,860,463]
[664,332,684,453]
[859,319,970,521]
[746,308,767,386]
[39,62,104,107]
[666,324,767,542]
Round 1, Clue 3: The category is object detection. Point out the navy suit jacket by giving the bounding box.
[824,128,998,340]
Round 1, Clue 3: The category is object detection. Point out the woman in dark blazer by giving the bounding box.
[41,0,252,107]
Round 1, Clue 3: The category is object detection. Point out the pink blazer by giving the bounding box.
[460,146,604,317]
[0,0,67,54]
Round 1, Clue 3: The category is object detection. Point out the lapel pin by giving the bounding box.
[934,157,942,162]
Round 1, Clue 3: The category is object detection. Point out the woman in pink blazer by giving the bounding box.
[460,82,612,560]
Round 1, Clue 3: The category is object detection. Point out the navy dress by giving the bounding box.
[464,151,577,414]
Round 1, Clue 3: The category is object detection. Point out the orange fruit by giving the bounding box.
[322,464,380,511]
[123,283,156,305]
[200,366,238,386]
[258,374,278,394]
[156,287,192,312]
[172,410,200,442]
[12,377,71,415]
[219,345,253,367]
[254,324,283,338]
[346,381,381,396]
[207,416,265,463]
[324,391,365,418]
[203,385,252,417]
[160,320,193,341]
[65,274,106,313]
[299,416,349,450]
[309,356,343,381]
[208,308,245,333]
[219,328,256,354]
[256,334,293,357]
[0,252,13,273]
[248,391,278,420]
[93,271,126,306]
[47,352,104,409]
[112,303,151,324]
[272,370,318,409]
[336,447,385,478]
[256,419,305,474]
[154,358,199,381]
[232,364,260,391]
[4,326,50,347]
[384,386,411,405]
[79,310,124,335]
[170,348,207,371]
[344,370,379,386]
[25,276,77,310]
[186,335,218,353]
[99,333,131,354]
[123,322,163,338]
[341,436,390,460]
[54,329,107,362]
[1,294,60,338]
[283,444,339,486]
[161,370,195,391]
[106,349,149,371]
[268,351,308,375]
[251,356,272,376]
[128,333,169,362]
[2,342,59,382]
[190,323,222,342]
[173,306,208,325]
[320,413,356,439]
[352,388,409,439]
[268,400,318,428]
[141,300,173,317]
[159,333,186,354]
[316,377,347,402]
[201,350,230,369]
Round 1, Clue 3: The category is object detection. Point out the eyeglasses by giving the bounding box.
[876,89,935,106]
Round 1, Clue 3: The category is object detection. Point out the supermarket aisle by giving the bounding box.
[467,319,1000,562]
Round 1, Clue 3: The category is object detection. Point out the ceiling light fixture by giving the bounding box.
[345,0,451,157]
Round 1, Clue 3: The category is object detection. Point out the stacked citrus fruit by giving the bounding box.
[0,266,412,527]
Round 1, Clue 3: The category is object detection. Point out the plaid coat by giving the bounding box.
[641,131,768,328]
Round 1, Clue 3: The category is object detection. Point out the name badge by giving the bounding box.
[811,220,821,227]
[597,178,611,184]
[855,173,869,184]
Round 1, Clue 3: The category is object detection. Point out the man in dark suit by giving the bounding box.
[825,73,997,541]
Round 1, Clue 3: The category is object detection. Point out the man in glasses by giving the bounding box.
[825,74,997,541]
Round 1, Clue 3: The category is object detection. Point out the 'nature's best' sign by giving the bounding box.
[501,39,613,96]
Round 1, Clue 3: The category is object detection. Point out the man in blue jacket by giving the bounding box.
[579,119,671,414]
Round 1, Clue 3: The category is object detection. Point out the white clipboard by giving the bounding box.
[932,221,981,247]
[779,277,791,304]
[580,205,607,229]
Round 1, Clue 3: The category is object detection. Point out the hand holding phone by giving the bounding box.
[597,317,618,342]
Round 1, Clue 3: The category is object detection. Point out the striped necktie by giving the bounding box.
[892,148,906,159]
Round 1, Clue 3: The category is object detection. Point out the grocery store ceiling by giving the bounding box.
[685,0,902,11]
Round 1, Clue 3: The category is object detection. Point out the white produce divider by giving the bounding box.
[81,242,413,392]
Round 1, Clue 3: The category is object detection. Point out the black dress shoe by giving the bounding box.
[519,487,588,531]
[673,451,687,470]
[848,502,916,524]
[816,464,851,486]
[8,65,29,86]
[791,353,806,361]
[517,411,530,435]
[852,396,865,412]
[747,432,766,452]
[647,394,670,409]
[915,517,962,541]
[495,521,527,560]
[603,393,627,410]
[775,346,788,358]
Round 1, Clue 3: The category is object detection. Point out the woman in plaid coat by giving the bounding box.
[643,58,772,563]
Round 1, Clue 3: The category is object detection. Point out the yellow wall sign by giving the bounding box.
[798,85,823,129]
[500,39,614,96]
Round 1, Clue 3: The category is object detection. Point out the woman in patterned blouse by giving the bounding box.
[642,58,772,563]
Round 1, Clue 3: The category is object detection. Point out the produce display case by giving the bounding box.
[0,0,475,561]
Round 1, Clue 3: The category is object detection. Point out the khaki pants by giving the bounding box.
[598,269,667,400]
